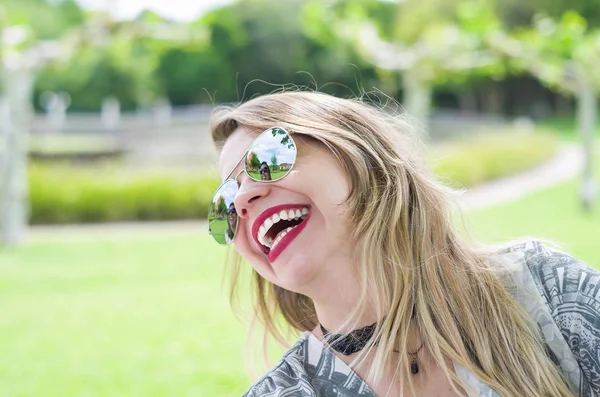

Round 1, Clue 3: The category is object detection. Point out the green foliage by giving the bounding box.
[34,29,162,111]
[26,132,559,225]
[9,0,600,111]
[3,0,84,40]
[502,10,600,91]
[248,152,260,171]
[28,164,220,224]
[201,0,377,100]
[155,46,235,105]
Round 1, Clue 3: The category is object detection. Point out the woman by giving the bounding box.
[207,91,600,396]
[259,161,272,181]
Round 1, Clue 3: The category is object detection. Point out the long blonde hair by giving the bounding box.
[210,91,573,396]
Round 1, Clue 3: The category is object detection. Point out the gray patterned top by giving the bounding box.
[242,241,600,396]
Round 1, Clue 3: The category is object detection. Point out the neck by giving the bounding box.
[305,265,378,333]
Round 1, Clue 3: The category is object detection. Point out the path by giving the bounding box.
[28,143,583,241]
[456,143,582,211]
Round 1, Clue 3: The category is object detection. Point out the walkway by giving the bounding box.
[456,143,582,211]
[28,143,584,241]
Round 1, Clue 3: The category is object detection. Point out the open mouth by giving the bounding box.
[253,206,310,259]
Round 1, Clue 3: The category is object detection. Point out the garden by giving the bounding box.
[2,0,600,396]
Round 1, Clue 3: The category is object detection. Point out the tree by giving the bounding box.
[490,11,599,210]
[216,195,227,217]
[336,0,505,135]
[247,151,260,171]
[1,23,62,245]
[155,45,235,105]
[201,0,378,102]
[270,154,278,169]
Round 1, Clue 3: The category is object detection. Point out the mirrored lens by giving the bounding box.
[208,180,239,245]
[245,127,296,182]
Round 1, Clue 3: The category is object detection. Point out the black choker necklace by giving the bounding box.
[319,323,423,375]
[319,323,377,355]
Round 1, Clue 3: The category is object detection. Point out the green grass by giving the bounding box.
[0,235,251,397]
[540,116,600,141]
[464,145,600,268]
[209,218,232,244]
[246,170,288,180]
[1,135,596,397]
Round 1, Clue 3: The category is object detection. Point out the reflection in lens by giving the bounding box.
[208,180,239,245]
[246,127,296,182]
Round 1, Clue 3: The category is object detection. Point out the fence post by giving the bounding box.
[0,66,34,245]
[577,80,596,211]
[101,96,120,130]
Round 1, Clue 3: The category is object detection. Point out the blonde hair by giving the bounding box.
[210,91,573,396]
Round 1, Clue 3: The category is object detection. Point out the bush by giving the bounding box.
[29,164,220,224]
[429,132,559,188]
[27,132,559,224]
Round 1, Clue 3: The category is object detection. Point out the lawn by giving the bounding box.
[246,169,288,180]
[0,235,250,397]
[464,144,600,268]
[540,116,600,141]
[1,142,598,397]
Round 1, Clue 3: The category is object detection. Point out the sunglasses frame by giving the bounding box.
[208,127,297,245]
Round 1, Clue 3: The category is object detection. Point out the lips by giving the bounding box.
[251,204,311,262]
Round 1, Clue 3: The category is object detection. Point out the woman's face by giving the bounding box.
[227,204,237,230]
[259,163,271,180]
[219,127,357,294]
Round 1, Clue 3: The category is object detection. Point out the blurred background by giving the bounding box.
[0,0,598,396]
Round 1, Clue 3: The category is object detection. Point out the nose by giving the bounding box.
[234,175,271,219]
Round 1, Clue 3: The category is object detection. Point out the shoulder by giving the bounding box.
[505,240,600,308]
[499,240,600,395]
[241,335,316,397]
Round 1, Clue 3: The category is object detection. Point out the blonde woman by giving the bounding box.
[207,91,600,396]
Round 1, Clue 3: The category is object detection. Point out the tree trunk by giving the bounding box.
[458,91,478,115]
[402,71,432,139]
[0,66,34,245]
[576,81,596,212]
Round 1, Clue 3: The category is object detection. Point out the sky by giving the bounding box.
[75,0,234,22]
[253,135,296,166]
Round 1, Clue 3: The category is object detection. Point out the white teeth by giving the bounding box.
[264,218,273,231]
[271,231,286,250]
[258,234,267,247]
[271,225,300,250]
[256,207,310,249]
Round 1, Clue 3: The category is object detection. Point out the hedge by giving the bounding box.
[429,132,559,188]
[27,132,559,224]
[29,165,220,224]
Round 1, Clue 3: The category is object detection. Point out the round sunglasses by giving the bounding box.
[208,127,297,245]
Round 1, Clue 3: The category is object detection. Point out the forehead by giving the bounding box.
[218,127,257,179]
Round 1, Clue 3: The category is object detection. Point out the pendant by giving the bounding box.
[410,361,419,375]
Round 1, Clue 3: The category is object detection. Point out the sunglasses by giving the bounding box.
[208,127,297,245]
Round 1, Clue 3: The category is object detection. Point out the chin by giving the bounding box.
[270,254,319,294]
